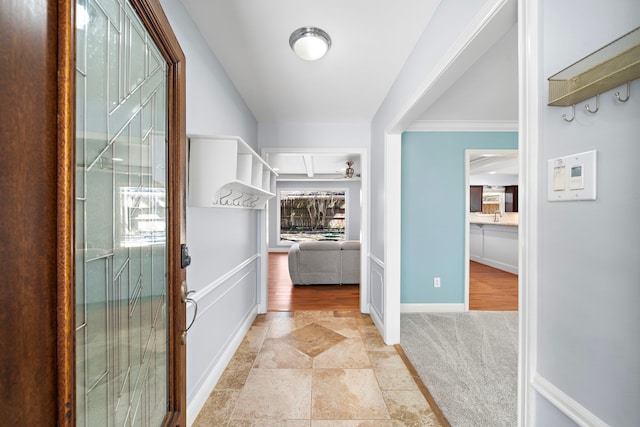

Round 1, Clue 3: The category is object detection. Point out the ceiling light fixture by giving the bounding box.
[289,27,331,61]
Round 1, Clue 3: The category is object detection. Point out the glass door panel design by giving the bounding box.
[76,0,169,424]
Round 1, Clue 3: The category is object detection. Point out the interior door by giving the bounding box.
[74,0,186,425]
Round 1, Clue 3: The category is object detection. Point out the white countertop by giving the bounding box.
[469,212,519,227]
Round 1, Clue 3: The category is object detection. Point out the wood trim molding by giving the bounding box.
[128,1,187,425]
[57,0,75,425]
[1,0,58,423]
[55,0,187,425]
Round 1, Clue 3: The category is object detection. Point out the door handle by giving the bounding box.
[180,280,195,303]
[180,281,198,345]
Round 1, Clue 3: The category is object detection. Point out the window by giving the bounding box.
[279,190,347,243]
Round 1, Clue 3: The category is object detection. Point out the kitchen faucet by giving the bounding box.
[494,210,502,222]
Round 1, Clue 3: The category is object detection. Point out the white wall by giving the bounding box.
[160,1,262,424]
[369,0,505,337]
[268,180,362,251]
[371,0,506,258]
[415,23,518,123]
[534,1,640,425]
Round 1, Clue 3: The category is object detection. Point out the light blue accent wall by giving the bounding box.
[401,131,517,304]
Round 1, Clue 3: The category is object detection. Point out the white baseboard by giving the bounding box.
[532,374,609,427]
[470,256,518,275]
[368,303,384,333]
[186,305,258,426]
[401,303,465,313]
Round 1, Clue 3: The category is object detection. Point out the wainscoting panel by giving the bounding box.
[185,256,260,425]
[369,254,385,328]
[532,374,609,427]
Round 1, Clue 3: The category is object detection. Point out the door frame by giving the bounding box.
[464,148,518,311]
[382,0,517,345]
[260,147,369,314]
[58,0,187,425]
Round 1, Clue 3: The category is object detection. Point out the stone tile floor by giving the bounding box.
[193,311,441,426]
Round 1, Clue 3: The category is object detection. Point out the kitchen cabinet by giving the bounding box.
[504,186,518,212]
[469,223,518,274]
[470,223,483,258]
[470,186,483,212]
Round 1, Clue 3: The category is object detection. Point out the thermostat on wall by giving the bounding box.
[570,165,584,189]
[547,150,596,201]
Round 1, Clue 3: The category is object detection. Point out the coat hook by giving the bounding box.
[562,104,575,122]
[615,82,631,102]
[219,187,233,205]
[585,94,599,113]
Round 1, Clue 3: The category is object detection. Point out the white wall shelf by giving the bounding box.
[188,135,277,209]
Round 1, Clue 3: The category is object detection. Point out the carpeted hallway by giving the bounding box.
[400,311,518,426]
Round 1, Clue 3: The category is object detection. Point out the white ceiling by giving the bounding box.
[180,0,442,123]
[266,152,361,180]
[179,1,518,177]
[417,24,518,122]
[470,153,519,176]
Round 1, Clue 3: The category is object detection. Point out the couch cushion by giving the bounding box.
[288,240,360,285]
[298,241,341,251]
[340,241,360,251]
[297,247,341,284]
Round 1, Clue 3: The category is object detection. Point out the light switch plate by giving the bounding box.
[547,150,597,201]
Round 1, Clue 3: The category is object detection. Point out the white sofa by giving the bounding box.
[288,240,360,285]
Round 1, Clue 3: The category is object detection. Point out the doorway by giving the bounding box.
[465,149,519,311]
[261,147,369,314]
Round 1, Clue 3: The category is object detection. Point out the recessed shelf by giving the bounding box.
[548,26,640,107]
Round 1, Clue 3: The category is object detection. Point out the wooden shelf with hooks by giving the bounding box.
[548,26,640,107]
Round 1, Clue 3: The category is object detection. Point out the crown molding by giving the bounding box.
[407,120,518,132]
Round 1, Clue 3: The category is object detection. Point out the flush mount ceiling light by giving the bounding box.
[289,27,331,61]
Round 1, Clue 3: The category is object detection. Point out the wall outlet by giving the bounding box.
[434,277,441,288]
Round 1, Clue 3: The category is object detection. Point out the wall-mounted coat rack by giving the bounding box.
[548,26,640,122]
[188,135,278,209]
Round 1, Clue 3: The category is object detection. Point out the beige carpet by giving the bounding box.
[401,311,518,427]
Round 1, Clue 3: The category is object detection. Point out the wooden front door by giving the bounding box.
[0,0,186,425]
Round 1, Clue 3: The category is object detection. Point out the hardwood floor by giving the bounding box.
[268,252,360,311]
[267,254,518,312]
[469,261,518,311]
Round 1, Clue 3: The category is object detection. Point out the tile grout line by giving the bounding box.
[204,311,441,425]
